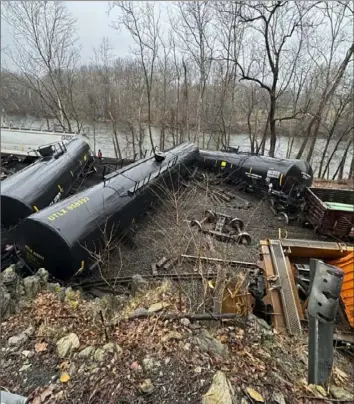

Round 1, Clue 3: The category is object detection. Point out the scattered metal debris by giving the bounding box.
[307,259,344,385]
[189,211,252,245]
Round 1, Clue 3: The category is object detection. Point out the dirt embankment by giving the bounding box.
[1,284,353,404]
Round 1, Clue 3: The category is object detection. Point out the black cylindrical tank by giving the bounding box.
[198,150,313,193]
[17,142,198,278]
[1,137,90,229]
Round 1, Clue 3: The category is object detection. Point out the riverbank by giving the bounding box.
[312,178,353,190]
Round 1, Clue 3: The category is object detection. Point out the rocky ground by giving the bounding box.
[1,268,353,404]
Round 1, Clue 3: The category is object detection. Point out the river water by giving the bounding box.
[2,114,352,178]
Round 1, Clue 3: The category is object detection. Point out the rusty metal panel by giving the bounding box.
[269,240,302,335]
[329,252,354,328]
[260,243,287,332]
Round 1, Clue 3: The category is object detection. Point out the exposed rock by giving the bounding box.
[139,379,155,394]
[23,275,41,300]
[180,318,191,327]
[161,331,183,342]
[272,391,286,404]
[102,342,122,355]
[147,301,170,313]
[19,363,32,372]
[21,350,34,359]
[330,386,353,401]
[194,366,202,373]
[255,317,272,330]
[78,346,95,359]
[8,326,34,348]
[142,357,161,374]
[56,333,80,358]
[90,342,123,362]
[0,286,12,319]
[99,294,127,319]
[192,329,229,358]
[2,265,17,284]
[131,274,149,296]
[94,348,105,362]
[36,268,49,285]
[46,282,62,294]
[132,307,148,317]
[202,371,235,404]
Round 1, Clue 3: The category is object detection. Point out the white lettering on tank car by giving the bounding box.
[245,172,262,179]
[266,169,281,179]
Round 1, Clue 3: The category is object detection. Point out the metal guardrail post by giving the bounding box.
[307,258,344,385]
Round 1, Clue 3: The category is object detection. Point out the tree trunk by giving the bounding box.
[268,92,276,157]
[349,153,354,180]
[297,44,354,160]
[332,141,351,180]
[182,60,190,142]
[322,131,350,179]
[247,111,254,153]
[147,89,154,151]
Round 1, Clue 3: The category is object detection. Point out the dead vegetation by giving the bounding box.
[1,285,353,404]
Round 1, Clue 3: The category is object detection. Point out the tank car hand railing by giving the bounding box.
[127,154,180,197]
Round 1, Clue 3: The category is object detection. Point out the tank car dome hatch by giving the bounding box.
[154,151,166,163]
[17,142,199,279]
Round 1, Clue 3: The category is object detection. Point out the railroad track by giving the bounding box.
[74,266,259,290]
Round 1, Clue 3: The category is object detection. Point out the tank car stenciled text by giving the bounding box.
[47,197,90,221]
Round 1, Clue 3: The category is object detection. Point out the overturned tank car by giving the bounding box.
[1,137,91,229]
[198,150,313,194]
[198,150,313,217]
[17,142,198,279]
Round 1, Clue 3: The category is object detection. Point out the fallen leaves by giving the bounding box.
[304,383,328,398]
[60,372,71,383]
[35,342,48,353]
[246,387,265,403]
[59,361,69,371]
[27,384,55,404]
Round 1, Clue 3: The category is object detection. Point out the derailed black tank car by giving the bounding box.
[17,142,198,279]
[1,137,91,229]
[198,150,313,195]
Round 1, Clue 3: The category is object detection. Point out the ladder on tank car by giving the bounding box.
[68,158,96,196]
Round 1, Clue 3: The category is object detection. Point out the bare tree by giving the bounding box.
[225,1,315,156]
[213,1,244,149]
[2,1,81,132]
[296,2,353,162]
[317,83,353,178]
[110,1,160,151]
[172,1,215,147]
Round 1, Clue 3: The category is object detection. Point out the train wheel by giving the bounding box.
[277,212,289,225]
[205,210,216,223]
[190,220,202,230]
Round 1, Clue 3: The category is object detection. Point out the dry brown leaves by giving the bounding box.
[34,342,48,353]
[27,385,56,404]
